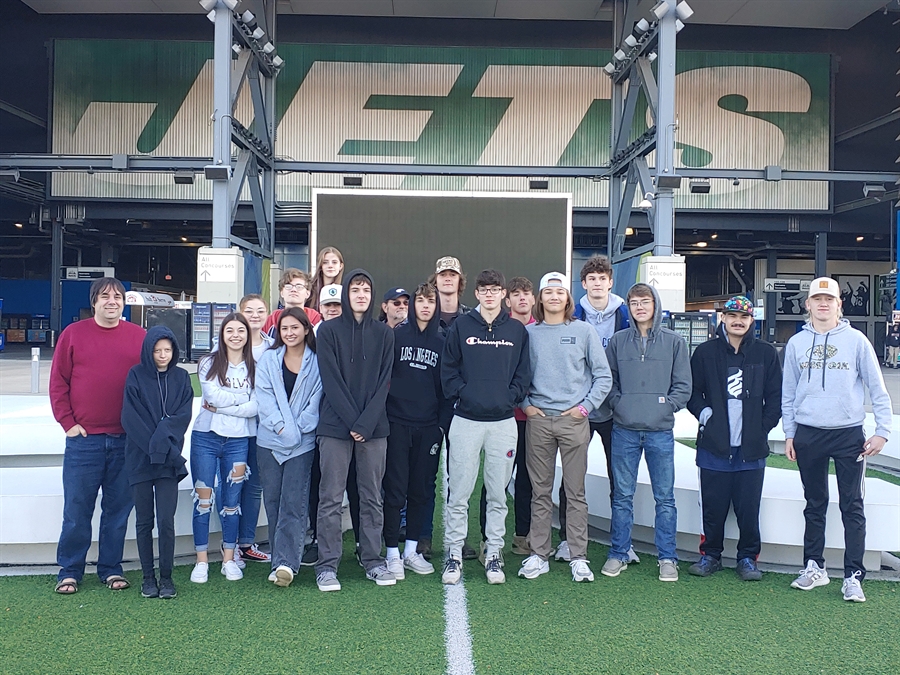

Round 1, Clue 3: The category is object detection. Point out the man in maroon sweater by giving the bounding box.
[49,277,145,593]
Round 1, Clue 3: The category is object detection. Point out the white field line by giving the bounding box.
[441,439,475,675]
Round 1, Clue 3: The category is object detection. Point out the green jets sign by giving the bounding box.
[52,40,830,210]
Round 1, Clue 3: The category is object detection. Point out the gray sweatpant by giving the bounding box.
[315,436,387,575]
[444,416,518,560]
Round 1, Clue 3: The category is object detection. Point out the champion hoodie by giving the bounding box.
[442,307,532,422]
[121,326,193,486]
[387,305,453,430]
[316,269,395,440]
[781,318,892,439]
[605,284,692,431]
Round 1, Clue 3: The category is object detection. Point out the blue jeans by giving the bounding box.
[610,426,677,561]
[190,431,249,552]
[57,433,133,583]
[238,438,263,546]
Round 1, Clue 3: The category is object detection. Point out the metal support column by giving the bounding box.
[765,249,777,343]
[653,0,678,256]
[50,217,63,333]
[211,0,232,249]
[607,0,626,257]
[814,231,828,278]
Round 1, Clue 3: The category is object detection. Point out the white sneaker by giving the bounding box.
[842,571,866,602]
[518,554,550,580]
[223,544,246,570]
[791,560,830,591]
[386,556,406,581]
[190,561,209,584]
[442,557,462,585]
[554,540,571,562]
[658,559,679,582]
[267,570,277,583]
[403,553,435,575]
[273,565,294,587]
[485,555,505,584]
[221,559,243,581]
[627,546,641,564]
[570,559,595,582]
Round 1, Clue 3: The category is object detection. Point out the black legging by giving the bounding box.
[133,477,179,579]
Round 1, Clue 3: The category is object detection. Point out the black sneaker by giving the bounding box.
[158,577,177,599]
[687,555,722,577]
[417,537,433,561]
[141,577,159,598]
[736,557,763,581]
[461,541,478,560]
[301,542,318,567]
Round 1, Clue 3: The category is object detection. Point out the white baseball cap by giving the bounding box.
[539,271,569,291]
[319,284,342,305]
[808,277,840,300]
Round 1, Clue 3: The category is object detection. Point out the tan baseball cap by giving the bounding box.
[435,256,462,275]
[808,277,840,300]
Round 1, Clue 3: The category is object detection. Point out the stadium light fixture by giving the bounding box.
[689,178,711,194]
[651,1,671,20]
[675,1,694,21]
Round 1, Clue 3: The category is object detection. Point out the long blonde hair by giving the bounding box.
[308,246,344,311]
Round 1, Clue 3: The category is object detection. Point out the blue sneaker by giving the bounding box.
[687,555,722,577]
[736,557,763,581]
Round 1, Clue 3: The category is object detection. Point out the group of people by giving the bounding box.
[48,248,891,604]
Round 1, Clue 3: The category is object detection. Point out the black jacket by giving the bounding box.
[687,324,782,462]
[316,269,395,440]
[387,307,453,430]
[441,307,531,422]
[121,326,193,486]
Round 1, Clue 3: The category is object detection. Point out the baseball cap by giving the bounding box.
[539,271,569,291]
[319,284,342,305]
[808,277,840,299]
[383,287,410,302]
[723,295,754,315]
[435,256,462,275]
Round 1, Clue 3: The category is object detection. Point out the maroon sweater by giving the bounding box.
[50,318,145,435]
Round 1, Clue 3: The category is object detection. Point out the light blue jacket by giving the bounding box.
[255,346,323,463]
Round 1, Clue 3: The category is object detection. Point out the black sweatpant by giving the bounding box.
[384,421,443,548]
[479,420,531,539]
[559,419,613,541]
[132,477,179,580]
[794,424,867,579]
[698,466,764,561]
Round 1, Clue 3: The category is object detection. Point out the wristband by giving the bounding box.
[577,405,589,418]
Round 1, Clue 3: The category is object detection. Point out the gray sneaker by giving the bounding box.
[658,559,679,582]
[316,570,341,592]
[791,560,830,591]
[841,571,866,602]
[403,553,435,575]
[366,564,397,586]
[626,546,641,564]
[601,557,628,577]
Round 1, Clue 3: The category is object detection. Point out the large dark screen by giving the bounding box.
[312,191,571,306]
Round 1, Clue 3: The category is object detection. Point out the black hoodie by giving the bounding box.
[121,326,193,486]
[316,269,395,440]
[441,307,531,422]
[387,303,453,430]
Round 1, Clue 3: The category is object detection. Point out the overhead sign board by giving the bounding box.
[764,278,811,293]
[63,267,115,280]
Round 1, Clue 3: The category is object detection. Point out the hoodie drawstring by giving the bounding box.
[157,372,170,420]
[821,332,829,388]
[805,330,830,388]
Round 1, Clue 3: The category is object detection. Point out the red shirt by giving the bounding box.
[262,307,322,336]
[49,318,145,435]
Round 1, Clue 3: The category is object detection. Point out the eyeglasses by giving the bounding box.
[283,283,307,291]
[477,287,503,296]
[628,299,653,309]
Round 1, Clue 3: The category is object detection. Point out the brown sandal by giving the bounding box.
[103,575,130,591]
[55,578,78,594]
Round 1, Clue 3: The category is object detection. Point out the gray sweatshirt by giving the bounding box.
[605,285,692,431]
[781,319,893,439]
[522,319,612,416]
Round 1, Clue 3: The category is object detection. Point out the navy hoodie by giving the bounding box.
[387,305,453,430]
[442,307,532,422]
[121,326,193,486]
[316,269,395,440]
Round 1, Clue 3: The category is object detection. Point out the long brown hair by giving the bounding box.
[533,287,575,324]
[308,246,344,310]
[200,312,256,387]
[273,306,317,353]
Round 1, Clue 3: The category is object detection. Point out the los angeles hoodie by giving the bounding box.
[121,326,193,486]
[781,318,892,439]
[441,307,532,422]
[316,269,395,440]
[387,306,453,430]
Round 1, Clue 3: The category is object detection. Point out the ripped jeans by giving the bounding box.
[190,431,249,552]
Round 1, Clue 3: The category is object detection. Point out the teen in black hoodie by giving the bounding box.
[121,326,193,598]
[382,283,453,578]
[315,269,396,590]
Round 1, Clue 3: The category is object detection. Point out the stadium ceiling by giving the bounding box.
[18,0,892,30]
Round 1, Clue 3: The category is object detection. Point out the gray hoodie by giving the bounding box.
[605,285,692,431]
[781,319,892,439]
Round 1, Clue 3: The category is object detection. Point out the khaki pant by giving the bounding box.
[526,414,591,560]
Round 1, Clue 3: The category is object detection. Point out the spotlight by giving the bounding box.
[206,10,216,22]
[624,35,638,48]
[689,178,711,194]
[222,0,238,9]
[262,42,276,54]
[656,174,682,189]
[204,165,231,181]
[635,18,651,33]
[174,170,195,185]
[637,192,654,210]
[181,236,188,242]
[675,19,685,32]
[15,222,23,228]
[651,1,671,20]
[625,227,635,236]
[711,233,718,239]
[863,183,886,200]
[732,178,740,187]
[603,62,616,75]
[675,1,694,21]
[856,236,864,242]
[240,9,255,24]
[251,27,265,40]
[693,241,708,248]
[232,43,242,55]
[272,55,285,68]
[614,49,627,61]
[199,0,216,11]
[647,52,658,62]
